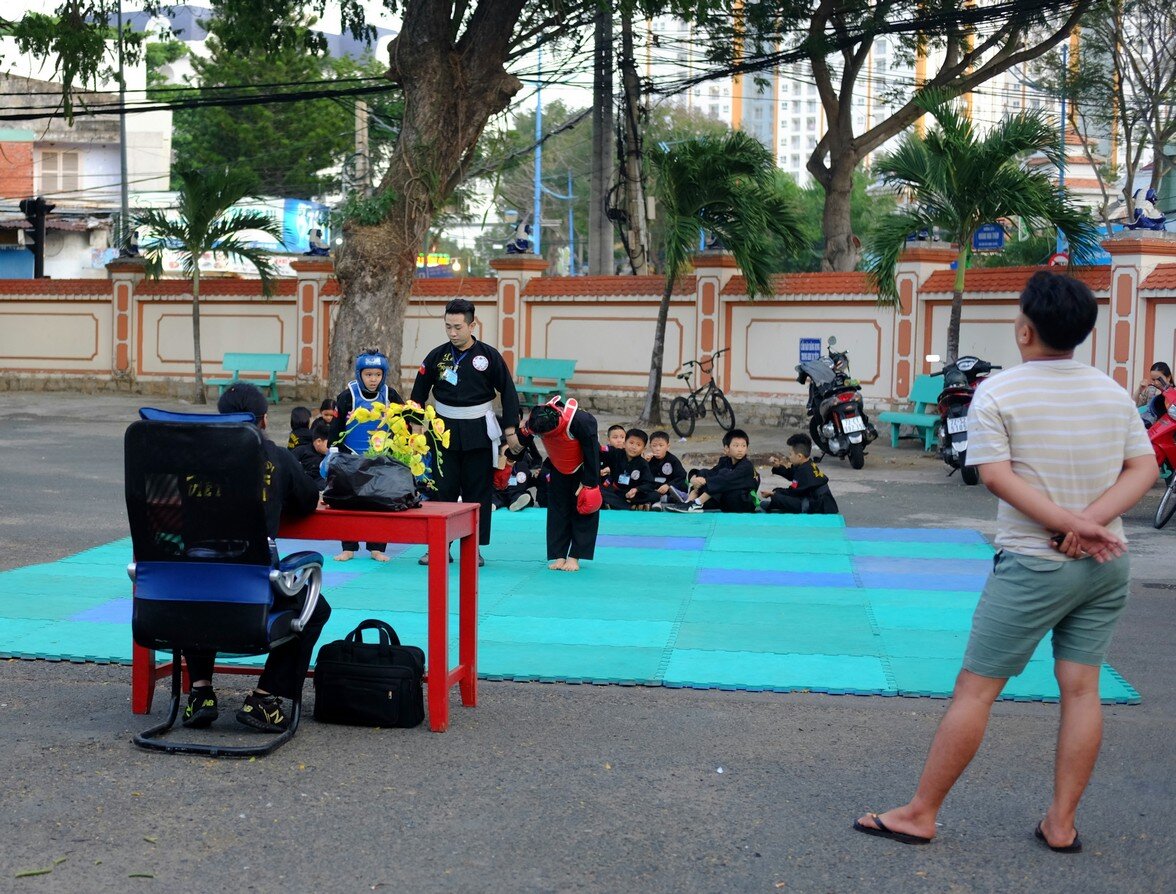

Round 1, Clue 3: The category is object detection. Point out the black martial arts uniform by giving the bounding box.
[600,447,656,509]
[649,451,688,498]
[543,410,602,561]
[410,339,520,545]
[691,456,759,513]
[764,460,839,514]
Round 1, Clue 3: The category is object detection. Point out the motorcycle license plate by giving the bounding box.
[841,415,866,433]
[946,417,968,434]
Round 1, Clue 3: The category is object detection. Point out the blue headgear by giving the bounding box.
[354,351,389,385]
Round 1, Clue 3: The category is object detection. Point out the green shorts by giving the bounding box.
[962,551,1130,679]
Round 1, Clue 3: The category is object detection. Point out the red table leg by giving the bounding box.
[425,519,450,732]
[458,509,478,707]
[131,641,155,714]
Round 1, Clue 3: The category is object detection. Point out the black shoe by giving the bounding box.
[418,551,454,565]
[182,686,218,728]
[478,552,485,567]
[236,692,290,733]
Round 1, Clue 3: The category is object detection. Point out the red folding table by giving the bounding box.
[130,502,479,732]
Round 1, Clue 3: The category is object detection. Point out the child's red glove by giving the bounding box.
[576,486,602,515]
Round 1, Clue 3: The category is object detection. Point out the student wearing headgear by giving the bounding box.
[523,396,602,572]
[328,347,405,562]
[410,299,522,565]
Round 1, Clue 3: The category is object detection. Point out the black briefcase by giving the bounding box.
[313,619,425,728]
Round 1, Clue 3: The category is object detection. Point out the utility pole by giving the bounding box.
[116,0,130,249]
[354,99,371,197]
[619,7,649,275]
[589,7,615,275]
[534,47,544,256]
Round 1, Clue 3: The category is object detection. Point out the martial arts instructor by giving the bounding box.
[411,298,522,565]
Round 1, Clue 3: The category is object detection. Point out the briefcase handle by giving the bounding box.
[346,619,402,647]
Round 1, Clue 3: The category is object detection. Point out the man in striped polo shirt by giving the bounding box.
[854,271,1157,852]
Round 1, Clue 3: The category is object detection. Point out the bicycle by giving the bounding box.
[668,348,735,438]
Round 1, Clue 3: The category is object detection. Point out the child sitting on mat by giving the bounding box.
[668,428,758,513]
[761,433,839,514]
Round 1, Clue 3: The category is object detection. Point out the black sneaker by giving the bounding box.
[236,692,290,733]
[182,686,218,728]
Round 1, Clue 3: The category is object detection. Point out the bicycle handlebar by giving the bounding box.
[679,348,729,376]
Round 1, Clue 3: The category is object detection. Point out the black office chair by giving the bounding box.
[125,409,323,757]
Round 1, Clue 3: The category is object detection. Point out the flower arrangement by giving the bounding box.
[341,400,449,487]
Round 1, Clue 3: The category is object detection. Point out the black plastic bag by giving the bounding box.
[323,453,421,511]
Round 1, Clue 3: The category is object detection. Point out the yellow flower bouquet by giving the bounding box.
[340,400,449,489]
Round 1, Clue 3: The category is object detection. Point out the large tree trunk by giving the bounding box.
[946,244,970,363]
[619,9,650,275]
[191,267,206,404]
[817,152,859,272]
[329,2,525,392]
[639,279,675,425]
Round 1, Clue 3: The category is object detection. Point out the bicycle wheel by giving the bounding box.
[670,397,696,438]
[1155,475,1176,529]
[711,392,735,431]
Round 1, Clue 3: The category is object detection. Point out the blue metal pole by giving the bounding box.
[533,48,543,256]
[567,169,576,275]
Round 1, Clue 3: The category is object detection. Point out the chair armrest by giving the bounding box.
[271,551,324,633]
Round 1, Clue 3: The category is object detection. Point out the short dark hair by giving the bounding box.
[290,406,311,429]
[527,404,560,435]
[625,427,648,445]
[786,433,812,457]
[723,428,749,447]
[1019,271,1097,351]
[445,298,475,323]
[217,382,267,420]
[649,430,670,443]
[319,398,337,412]
[607,423,626,435]
[310,420,331,442]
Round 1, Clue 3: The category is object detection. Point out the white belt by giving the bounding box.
[433,399,494,420]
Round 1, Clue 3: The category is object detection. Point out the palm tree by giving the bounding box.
[641,133,807,423]
[134,168,282,403]
[869,93,1102,362]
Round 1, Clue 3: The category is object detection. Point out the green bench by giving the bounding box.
[206,351,290,403]
[877,374,942,450]
[515,357,577,405]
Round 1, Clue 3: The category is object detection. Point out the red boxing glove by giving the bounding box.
[576,486,602,515]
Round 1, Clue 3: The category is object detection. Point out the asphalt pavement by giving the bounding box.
[0,392,1172,893]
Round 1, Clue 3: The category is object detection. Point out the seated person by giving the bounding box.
[599,424,627,487]
[646,429,688,506]
[182,383,332,734]
[600,427,656,510]
[761,433,839,514]
[668,428,758,513]
[287,405,313,449]
[491,434,544,511]
[292,420,332,488]
[312,398,338,427]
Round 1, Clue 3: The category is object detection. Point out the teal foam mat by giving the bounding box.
[0,511,1140,704]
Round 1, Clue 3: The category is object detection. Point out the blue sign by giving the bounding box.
[799,338,822,363]
[282,198,331,253]
[972,223,1005,252]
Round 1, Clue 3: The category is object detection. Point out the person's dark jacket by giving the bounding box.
[261,437,321,536]
[771,460,838,514]
[697,456,758,496]
[602,446,653,498]
[292,443,327,489]
[649,451,688,491]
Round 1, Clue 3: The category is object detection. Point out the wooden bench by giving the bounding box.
[206,352,290,403]
[515,357,576,405]
[877,374,942,450]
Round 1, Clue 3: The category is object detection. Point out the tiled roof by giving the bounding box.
[1142,264,1176,291]
[922,265,1112,294]
[0,279,111,295]
[410,277,497,297]
[722,272,876,296]
[138,278,299,296]
[524,275,695,297]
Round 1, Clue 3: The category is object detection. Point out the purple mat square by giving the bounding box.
[858,572,990,591]
[597,534,708,551]
[70,599,132,624]
[697,568,858,588]
[324,571,364,586]
[854,556,992,576]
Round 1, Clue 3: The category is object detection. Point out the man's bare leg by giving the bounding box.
[857,669,1007,840]
[562,557,581,572]
[1039,660,1102,848]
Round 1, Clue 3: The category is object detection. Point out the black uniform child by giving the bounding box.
[761,433,839,514]
[600,428,656,509]
[293,420,332,488]
[328,349,405,562]
[410,298,522,565]
[647,429,688,506]
[181,384,332,734]
[599,424,626,489]
[287,405,312,449]
[668,428,758,513]
[491,429,545,511]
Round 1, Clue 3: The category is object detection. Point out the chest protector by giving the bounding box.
[539,397,583,474]
[343,379,390,454]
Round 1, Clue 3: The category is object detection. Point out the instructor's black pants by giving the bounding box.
[547,467,599,560]
[435,443,494,545]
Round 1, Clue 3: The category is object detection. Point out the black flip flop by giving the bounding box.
[1035,821,1082,853]
[852,814,932,845]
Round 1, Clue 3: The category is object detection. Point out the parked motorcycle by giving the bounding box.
[796,336,878,469]
[1147,384,1176,529]
[926,354,1001,486]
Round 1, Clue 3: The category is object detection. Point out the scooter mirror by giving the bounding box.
[925,354,941,364]
[827,336,837,347]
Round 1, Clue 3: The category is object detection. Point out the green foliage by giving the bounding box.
[770,171,896,272]
[974,232,1057,268]
[337,188,399,227]
[144,38,188,89]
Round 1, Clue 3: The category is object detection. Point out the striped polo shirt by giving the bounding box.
[966,358,1154,559]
